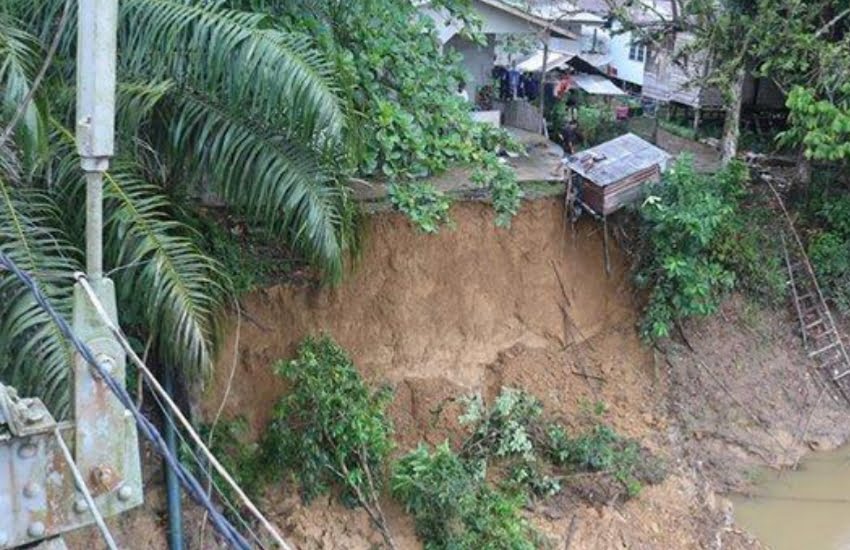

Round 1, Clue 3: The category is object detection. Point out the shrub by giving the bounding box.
[471,154,525,228]
[391,443,537,550]
[547,424,649,497]
[388,182,453,234]
[263,335,395,546]
[808,231,850,313]
[636,157,752,339]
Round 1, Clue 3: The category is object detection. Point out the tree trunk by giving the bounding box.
[721,67,745,166]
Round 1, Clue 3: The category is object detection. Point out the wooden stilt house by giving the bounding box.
[564,133,671,217]
[563,133,671,274]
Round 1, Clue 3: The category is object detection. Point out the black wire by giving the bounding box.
[0,251,252,550]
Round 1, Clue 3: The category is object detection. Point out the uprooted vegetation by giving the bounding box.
[202,336,665,548]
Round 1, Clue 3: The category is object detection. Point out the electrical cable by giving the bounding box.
[0,251,251,550]
[54,427,119,550]
[73,273,291,550]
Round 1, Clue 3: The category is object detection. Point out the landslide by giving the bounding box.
[203,198,636,438]
[72,196,850,549]
[198,198,729,549]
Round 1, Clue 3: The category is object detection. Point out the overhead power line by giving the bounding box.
[0,250,252,549]
[74,273,292,550]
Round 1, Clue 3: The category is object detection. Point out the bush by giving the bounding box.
[263,336,395,546]
[637,157,755,339]
[471,154,525,228]
[547,424,650,498]
[809,231,850,313]
[391,443,537,550]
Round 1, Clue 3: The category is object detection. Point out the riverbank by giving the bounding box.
[70,195,850,549]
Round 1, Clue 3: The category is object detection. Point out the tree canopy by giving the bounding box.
[0,0,517,415]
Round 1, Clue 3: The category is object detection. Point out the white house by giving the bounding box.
[421,0,579,98]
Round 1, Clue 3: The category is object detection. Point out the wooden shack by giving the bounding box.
[564,133,671,217]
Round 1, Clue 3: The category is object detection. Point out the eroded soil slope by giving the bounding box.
[71,197,850,549]
[203,198,635,436]
[197,199,730,549]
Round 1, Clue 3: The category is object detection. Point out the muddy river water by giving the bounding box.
[732,445,850,549]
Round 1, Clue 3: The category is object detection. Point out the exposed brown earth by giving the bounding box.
[72,196,850,549]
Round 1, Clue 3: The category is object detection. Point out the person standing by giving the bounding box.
[561,119,581,156]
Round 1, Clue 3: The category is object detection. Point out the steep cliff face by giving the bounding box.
[175,196,849,549]
[203,198,636,436]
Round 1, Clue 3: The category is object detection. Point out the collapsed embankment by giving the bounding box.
[203,198,635,439]
[73,196,850,549]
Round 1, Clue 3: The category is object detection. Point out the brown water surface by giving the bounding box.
[733,447,850,549]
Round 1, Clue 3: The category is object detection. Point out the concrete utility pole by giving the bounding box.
[72,0,143,527]
[0,3,141,549]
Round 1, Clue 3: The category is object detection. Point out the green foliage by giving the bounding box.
[576,105,612,144]
[276,0,523,230]
[391,443,536,550]
[0,0,363,413]
[388,183,453,234]
[577,104,626,147]
[803,192,850,313]
[471,155,524,228]
[809,231,850,313]
[637,157,752,339]
[263,336,393,507]
[782,84,850,161]
[658,119,699,142]
[394,388,663,548]
[189,417,266,508]
[461,389,542,463]
[547,424,646,497]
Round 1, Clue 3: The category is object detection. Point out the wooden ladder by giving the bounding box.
[782,230,850,402]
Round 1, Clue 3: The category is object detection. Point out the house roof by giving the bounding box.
[516,50,575,72]
[422,0,579,43]
[574,0,673,23]
[564,133,671,186]
[526,1,605,24]
[572,73,626,95]
[475,0,580,39]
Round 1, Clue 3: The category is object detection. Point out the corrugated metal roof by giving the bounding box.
[572,73,625,95]
[564,133,671,187]
[516,51,575,72]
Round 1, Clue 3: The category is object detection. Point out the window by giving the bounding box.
[629,41,646,62]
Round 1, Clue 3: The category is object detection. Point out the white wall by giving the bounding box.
[607,24,645,86]
[475,1,544,34]
[446,34,497,98]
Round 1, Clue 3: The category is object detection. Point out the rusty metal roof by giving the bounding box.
[564,133,671,187]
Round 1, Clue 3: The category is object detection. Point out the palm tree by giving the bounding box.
[0,0,358,417]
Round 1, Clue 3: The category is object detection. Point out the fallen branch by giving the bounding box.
[570,370,606,383]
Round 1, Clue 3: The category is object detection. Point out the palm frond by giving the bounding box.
[50,132,229,381]
[0,174,80,417]
[120,0,345,141]
[172,90,355,281]
[116,78,175,141]
[0,13,49,165]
